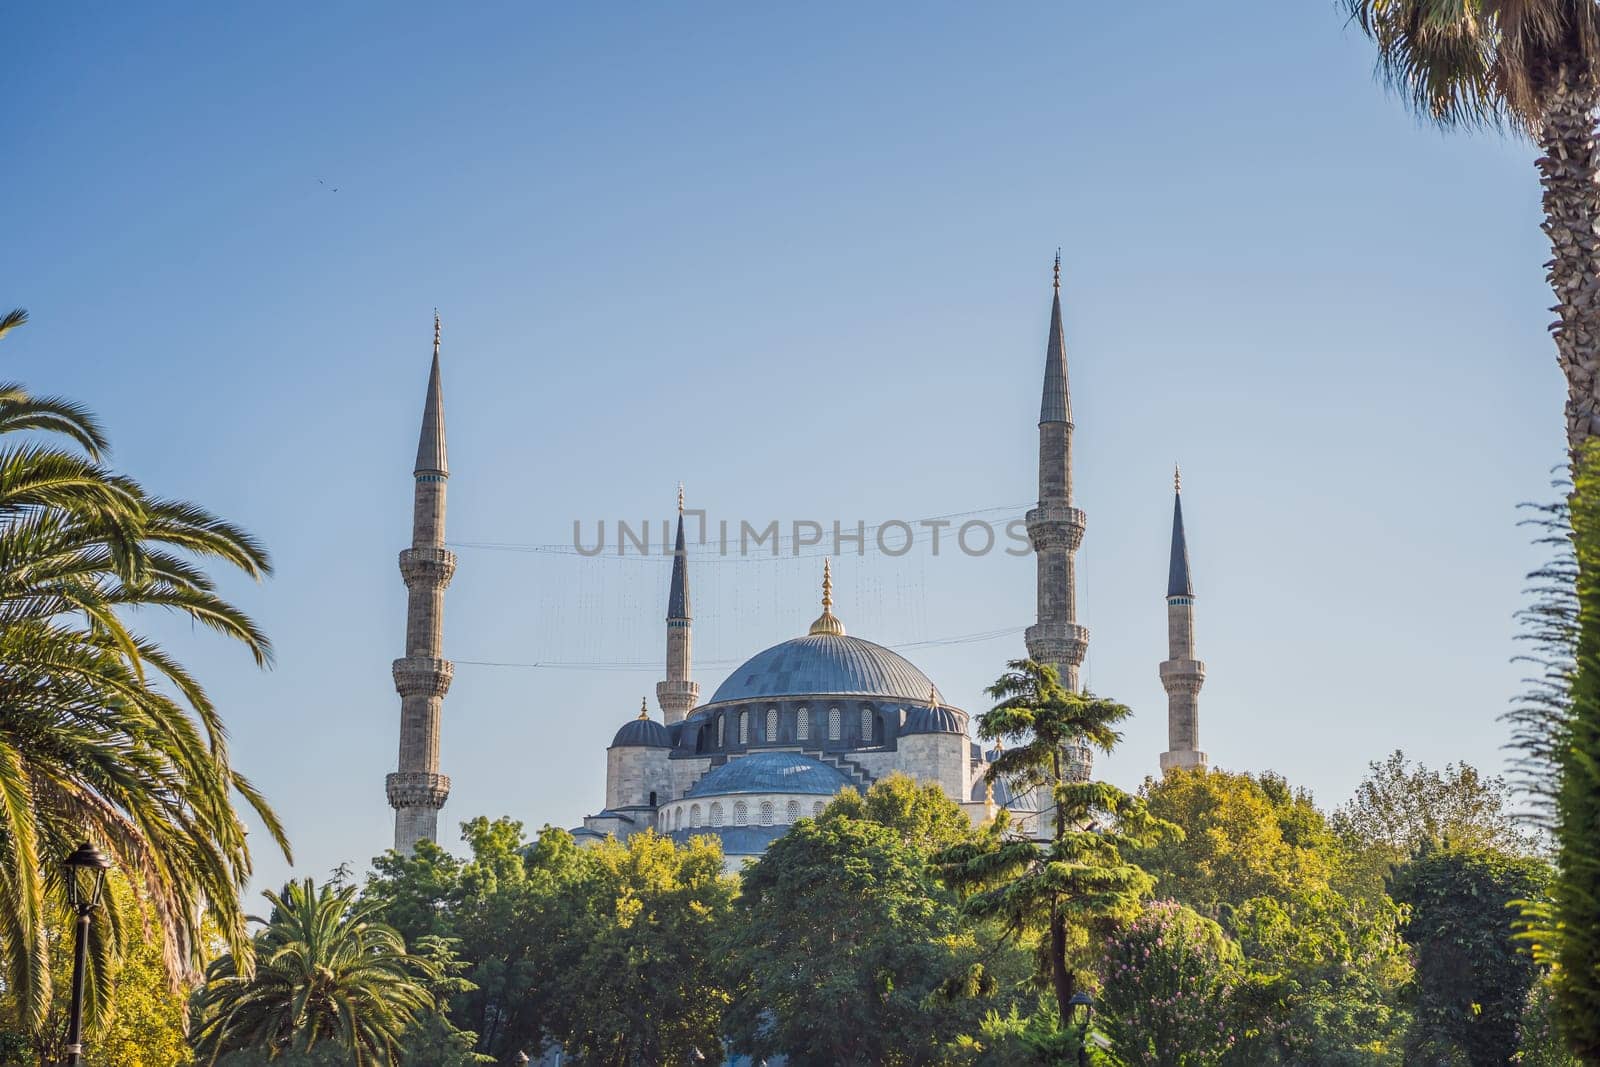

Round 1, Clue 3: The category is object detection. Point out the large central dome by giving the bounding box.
[709,633,944,704]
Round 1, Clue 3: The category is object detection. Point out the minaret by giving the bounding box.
[386,312,456,853]
[656,485,700,724]
[1159,466,1208,773]
[1025,254,1090,696]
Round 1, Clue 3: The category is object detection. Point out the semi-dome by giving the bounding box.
[902,704,966,735]
[709,634,944,704]
[610,703,672,748]
[686,751,852,798]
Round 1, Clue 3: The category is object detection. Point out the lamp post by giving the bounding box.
[62,842,110,1067]
[1068,990,1095,1067]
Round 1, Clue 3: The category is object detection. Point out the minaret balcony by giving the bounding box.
[399,546,457,587]
[1159,659,1206,693]
[386,771,451,809]
[1025,505,1086,550]
[392,657,454,697]
[1025,622,1089,666]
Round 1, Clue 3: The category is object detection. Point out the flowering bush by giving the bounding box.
[1097,900,1238,1067]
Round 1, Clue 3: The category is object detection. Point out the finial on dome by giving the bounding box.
[677,482,685,514]
[808,558,846,636]
[433,309,441,357]
[1053,249,1061,291]
[928,685,938,707]
[1174,463,1181,494]
[638,697,649,720]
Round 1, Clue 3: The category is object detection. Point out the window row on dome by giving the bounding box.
[659,797,828,831]
[690,701,895,753]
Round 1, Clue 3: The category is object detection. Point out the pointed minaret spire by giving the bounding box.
[415,312,448,477]
[388,313,457,852]
[1160,469,1208,773]
[1024,255,1091,781]
[656,486,700,724]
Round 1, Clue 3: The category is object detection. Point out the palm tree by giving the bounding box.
[1345,3,1600,453]
[0,308,287,1030]
[935,660,1178,1030]
[191,879,440,1067]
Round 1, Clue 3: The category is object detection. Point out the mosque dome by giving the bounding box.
[610,700,672,748]
[971,772,1039,811]
[706,558,945,706]
[902,704,966,735]
[686,751,852,798]
[708,633,943,704]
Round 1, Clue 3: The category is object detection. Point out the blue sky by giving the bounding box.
[4,3,1560,892]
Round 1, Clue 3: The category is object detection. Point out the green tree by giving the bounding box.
[548,831,733,1067]
[191,879,439,1066]
[1333,751,1536,902]
[1096,901,1238,1067]
[0,308,287,1032]
[936,660,1178,1028]
[1134,768,1411,1064]
[1512,450,1600,1058]
[1389,845,1552,1065]
[723,798,988,1067]
[363,819,597,1061]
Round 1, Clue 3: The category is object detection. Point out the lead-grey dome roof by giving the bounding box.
[686,751,853,797]
[610,717,672,748]
[902,705,966,735]
[708,634,943,704]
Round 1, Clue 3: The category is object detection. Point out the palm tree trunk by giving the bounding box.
[1537,70,1600,458]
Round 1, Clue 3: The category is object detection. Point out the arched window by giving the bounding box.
[739,711,749,745]
[796,707,810,740]
[649,790,657,808]
[719,715,727,747]
[861,707,874,743]
[734,801,749,826]
[786,799,801,823]
[675,807,683,830]
[766,707,778,742]
[759,801,774,826]
[690,803,702,827]
[828,707,841,741]
[710,802,724,827]
[813,800,826,816]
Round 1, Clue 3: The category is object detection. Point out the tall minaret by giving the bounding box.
[1159,466,1208,773]
[656,485,700,724]
[1025,254,1090,700]
[386,312,456,853]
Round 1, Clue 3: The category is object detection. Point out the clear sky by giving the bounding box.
[4,3,1562,892]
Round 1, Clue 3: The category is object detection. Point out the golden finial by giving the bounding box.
[433,309,441,357]
[1053,249,1061,291]
[1174,463,1181,494]
[638,697,649,720]
[677,482,685,514]
[808,558,846,636]
[928,685,938,708]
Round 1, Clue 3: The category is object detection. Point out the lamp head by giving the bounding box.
[63,841,110,910]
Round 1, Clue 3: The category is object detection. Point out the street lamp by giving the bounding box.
[1068,990,1095,1067]
[62,842,110,1067]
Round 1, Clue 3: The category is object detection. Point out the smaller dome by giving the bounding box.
[903,705,966,735]
[971,774,1038,811]
[687,751,852,798]
[611,716,672,748]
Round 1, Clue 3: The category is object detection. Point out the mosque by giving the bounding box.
[384,263,1212,862]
